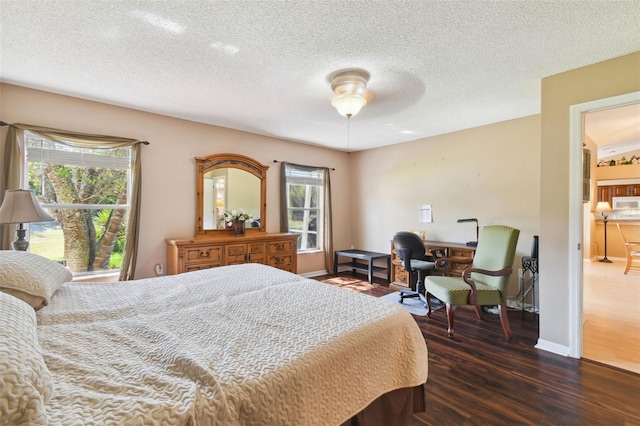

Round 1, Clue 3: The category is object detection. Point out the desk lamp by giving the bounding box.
[595,201,613,263]
[457,218,479,247]
[0,189,55,251]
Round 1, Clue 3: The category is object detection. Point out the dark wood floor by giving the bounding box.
[316,273,640,426]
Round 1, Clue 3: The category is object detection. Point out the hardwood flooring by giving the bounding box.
[316,273,640,426]
[583,259,640,374]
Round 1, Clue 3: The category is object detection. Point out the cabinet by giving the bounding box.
[598,184,640,205]
[390,240,475,287]
[166,233,298,275]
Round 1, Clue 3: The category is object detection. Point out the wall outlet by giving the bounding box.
[349,244,355,250]
[154,263,164,276]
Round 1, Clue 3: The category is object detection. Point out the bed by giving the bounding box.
[0,251,429,425]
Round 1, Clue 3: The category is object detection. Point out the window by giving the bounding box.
[26,131,131,277]
[284,166,324,252]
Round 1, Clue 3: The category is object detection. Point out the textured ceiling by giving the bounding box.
[586,103,640,159]
[1,1,639,152]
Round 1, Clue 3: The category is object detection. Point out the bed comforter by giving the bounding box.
[36,263,428,425]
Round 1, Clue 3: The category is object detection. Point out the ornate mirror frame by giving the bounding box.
[195,153,268,236]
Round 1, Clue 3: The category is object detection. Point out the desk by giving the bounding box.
[334,249,391,283]
[390,240,476,287]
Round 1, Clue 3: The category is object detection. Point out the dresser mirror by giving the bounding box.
[196,153,268,236]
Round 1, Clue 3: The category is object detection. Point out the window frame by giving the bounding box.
[284,167,325,253]
[25,131,133,276]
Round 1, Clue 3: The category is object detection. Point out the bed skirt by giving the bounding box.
[341,384,426,426]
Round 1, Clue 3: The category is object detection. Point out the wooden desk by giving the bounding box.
[390,240,476,287]
[334,249,391,283]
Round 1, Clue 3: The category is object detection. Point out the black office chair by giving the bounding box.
[393,232,437,306]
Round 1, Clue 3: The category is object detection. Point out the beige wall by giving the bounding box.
[349,115,541,297]
[0,83,542,292]
[0,83,349,277]
[540,51,640,349]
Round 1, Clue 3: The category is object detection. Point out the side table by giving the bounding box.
[334,249,391,284]
[521,256,538,318]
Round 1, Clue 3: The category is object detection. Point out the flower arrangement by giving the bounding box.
[220,209,252,227]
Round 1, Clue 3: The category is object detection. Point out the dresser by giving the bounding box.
[390,239,475,287]
[166,233,298,275]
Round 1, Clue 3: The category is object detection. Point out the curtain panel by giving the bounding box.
[279,162,333,274]
[0,123,147,280]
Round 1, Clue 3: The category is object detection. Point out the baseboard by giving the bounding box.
[535,339,570,357]
[585,256,625,263]
[300,270,329,278]
[506,299,539,313]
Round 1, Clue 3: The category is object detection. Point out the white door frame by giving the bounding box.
[568,91,640,358]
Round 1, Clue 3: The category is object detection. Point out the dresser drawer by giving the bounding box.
[184,246,223,264]
[184,263,220,273]
[268,240,294,254]
[268,254,294,270]
[248,242,266,263]
[225,244,248,264]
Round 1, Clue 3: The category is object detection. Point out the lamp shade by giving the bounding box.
[595,201,612,213]
[0,190,55,224]
[331,93,367,118]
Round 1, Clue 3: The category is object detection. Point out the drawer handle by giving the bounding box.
[199,251,210,258]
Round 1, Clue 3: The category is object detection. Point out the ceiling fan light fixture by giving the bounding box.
[329,69,371,118]
[331,93,367,118]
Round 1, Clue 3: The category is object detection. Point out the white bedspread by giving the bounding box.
[37,264,428,425]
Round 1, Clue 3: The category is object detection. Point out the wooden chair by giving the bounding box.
[616,223,640,274]
[424,225,520,337]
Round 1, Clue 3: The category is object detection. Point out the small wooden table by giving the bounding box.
[334,249,391,283]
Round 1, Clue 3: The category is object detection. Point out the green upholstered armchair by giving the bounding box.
[424,225,520,337]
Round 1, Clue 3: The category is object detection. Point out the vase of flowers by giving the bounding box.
[221,209,252,237]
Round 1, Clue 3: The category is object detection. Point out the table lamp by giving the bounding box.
[0,189,55,251]
[595,201,613,263]
[457,218,479,247]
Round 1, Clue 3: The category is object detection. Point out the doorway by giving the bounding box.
[569,91,640,373]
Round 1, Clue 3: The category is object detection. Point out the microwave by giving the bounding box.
[612,196,640,210]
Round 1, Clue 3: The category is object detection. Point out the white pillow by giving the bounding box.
[0,291,54,425]
[0,251,72,310]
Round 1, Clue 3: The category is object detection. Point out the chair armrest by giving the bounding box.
[397,248,412,271]
[427,248,446,262]
[434,257,455,275]
[461,267,513,305]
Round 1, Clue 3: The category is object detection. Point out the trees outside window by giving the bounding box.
[26,132,131,275]
[284,167,324,252]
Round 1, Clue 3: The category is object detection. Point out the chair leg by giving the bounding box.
[445,304,455,336]
[498,304,512,337]
[426,292,432,317]
[473,305,482,319]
